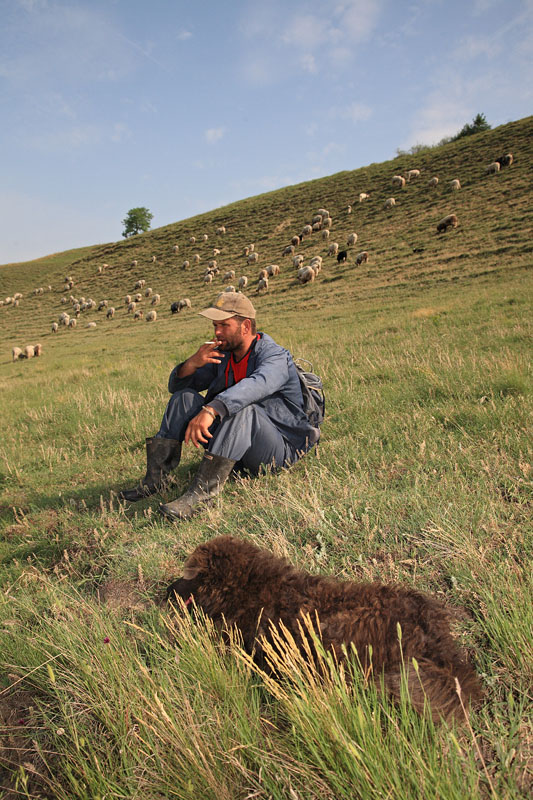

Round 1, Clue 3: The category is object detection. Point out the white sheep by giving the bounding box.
[173,244,179,254]
[298,266,315,284]
[427,176,439,188]
[358,193,369,202]
[301,224,313,237]
[309,256,322,270]
[291,235,300,247]
[146,310,157,322]
[133,310,143,320]
[24,345,35,358]
[249,243,255,252]
[34,343,42,357]
[86,322,97,329]
[51,322,59,333]
[151,255,156,263]
[355,251,369,265]
[312,220,322,232]
[322,229,330,240]
[266,264,280,276]
[242,246,250,257]
[134,280,145,290]
[328,242,339,256]
[193,254,200,264]
[202,234,208,242]
[485,162,500,174]
[209,259,218,269]
[151,294,160,305]
[347,205,352,214]
[322,217,332,229]
[347,232,358,246]
[238,276,248,290]
[145,287,153,297]
[293,254,304,267]
[182,260,190,270]
[59,312,70,326]
[437,214,458,233]
[406,169,420,181]
[258,268,269,280]
[224,285,236,293]
[178,298,191,311]
[247,252,259,264]
[317,208,330,218]
[131,260,138,268]
[106,307,115,319]
[392,175,406,189]
[61,297,68,304]
[216,226,226,235]
[128,301,136,313]
[204,273,213,284]
[223,270,236,281]
[383,198,396,209]
[98,300,108,311]
[256,277,269,293]
[68,318,77,328]
[213,248,221,256]
[190,236,196,244]
[124,295,132,305]
[134,293,142,303]
[12,346,22,361]
[450,179,461,191]
[283,244,295,256]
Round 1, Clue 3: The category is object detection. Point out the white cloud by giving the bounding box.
[205,127,226,144]
[343,102,373,123]
[177,30,193,41]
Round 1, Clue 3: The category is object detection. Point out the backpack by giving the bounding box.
[294,358,325,428]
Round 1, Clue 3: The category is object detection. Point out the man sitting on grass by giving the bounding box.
[119,292,320,521]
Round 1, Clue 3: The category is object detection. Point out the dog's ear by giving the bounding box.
[182,565,200,580]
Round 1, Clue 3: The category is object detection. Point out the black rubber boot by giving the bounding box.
[159,452,236,521]
[118,437,182,501]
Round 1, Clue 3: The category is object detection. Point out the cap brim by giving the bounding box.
[198,308,236,320]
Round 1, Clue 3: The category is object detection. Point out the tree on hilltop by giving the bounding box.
[452,113,491,141]
[122,207,154,238]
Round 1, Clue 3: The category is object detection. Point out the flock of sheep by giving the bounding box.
[4,148,515,359]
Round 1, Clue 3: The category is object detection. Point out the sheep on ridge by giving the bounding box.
[347,232,358,246]
[173,245,179,254]
[224,270,235,281]
[322,229,330,240]
[358,193,369,202]
[247,252,259,265]
[266,264,280,276]
[182,260,190,270]
[145,287,153,297]
[24,345,35,359]
[146,310,157,322]
[436,214,458,233]
[224,286,236,293]
[283,244,295,256]
[383,198,396,209]
[238,276,248,290]
[355,251,369,265]
[51,322,59,333]
[328,242,339,257]
[392,175,406,189]
[86,322,97,329]
[106,307,115,319]
[151,294,161,305]
[337,250,348,264]
[485,162,501,174]
[34,343,42,357]
[406,169,420,181]
[496,153,513,167]
[133,310,143,320]
[68,318,77,328]
[134,280,146,290]
[427,176,439,188]
[292,254,304,267]
[12,347,22,361]
[297,266,315,284]
[256,277,269,293]
[450,179,461,191]
[124,295,132,305]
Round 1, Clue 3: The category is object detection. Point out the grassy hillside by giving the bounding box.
[0,117,531,799]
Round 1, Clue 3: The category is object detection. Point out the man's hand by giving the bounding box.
[184,408,217,448]
[178,341,224,378]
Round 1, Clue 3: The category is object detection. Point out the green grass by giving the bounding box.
[0,116,532,798]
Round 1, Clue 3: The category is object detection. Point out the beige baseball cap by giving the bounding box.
[199,292,256,320]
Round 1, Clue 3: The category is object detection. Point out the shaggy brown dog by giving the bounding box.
[167,535,482,721]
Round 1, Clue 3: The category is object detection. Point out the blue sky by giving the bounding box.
[1,0,532,264]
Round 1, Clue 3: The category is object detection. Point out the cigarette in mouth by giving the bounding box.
[204,340,217,344]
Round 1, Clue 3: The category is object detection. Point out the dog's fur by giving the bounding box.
[167,535,482,721]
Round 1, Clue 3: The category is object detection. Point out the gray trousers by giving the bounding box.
[156,389,305,475]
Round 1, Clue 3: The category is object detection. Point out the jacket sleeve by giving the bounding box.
[214,349,290,415]
[168,361,220,394]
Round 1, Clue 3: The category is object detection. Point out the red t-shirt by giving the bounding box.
[224,334,260,387]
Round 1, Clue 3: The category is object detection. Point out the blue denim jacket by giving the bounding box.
[168,333,318,449]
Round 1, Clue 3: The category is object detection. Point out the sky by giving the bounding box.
[1,0,532,265]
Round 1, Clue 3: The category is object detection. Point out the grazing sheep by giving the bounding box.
[134,280,145,290]
[292,254,304,268]
[173,245,179,254]
[427,176,439,188]
[12,346,23,361]
[283,244,295,256]
[485,161,501,174]
[258,268,269,280]
[223,270,236,281]
[204,273,213,284]
[216,226,226,235]
[167,535,482,723]
[182,260,190,270]
[347,205,352,214]
[312,214,322,224]
[193,254,200,264]
[450,179,461,191]
[146,310,157,322]
[131,260,138,268]
[337,250,348,264]
[224,286,236,293]
[34,343,42,357]
[179,298,191,311]
[355,251,369,265]
[256,277,269,293]
[134,293,142,303]
[98,300,108,311]
[124,295,132,305]
[86,322,97,329]
[238,276,248,290]
[267,264,280,277]
[61,297,68,304]
[24,345,35,359]
[190,236,196,244]
[106,307,115,319]
[133,310,143,320]
[301,224,313,237]
[213,248,221,256]
[312,220,322,232]
[203,234,209,242]
[298,266,315,284]
[51,322,59,333]
[128,301,136,313]
[243,246,250,257]
[328,242,339,257]
[497,153,513,167]
[406,169,420,181]
[247,252,259,265]
[291,235,301,247]
[209,259,218,269]
[322,217,332,229]
[358,193,369,202]
[347,232,358,246]
[171,301,180,314]
[145,287,153,297]
[59,313,70,326]
[436,214,458,233]
[383,197,396,209]
[151,294,161,305]
[322,229,330,241]
[392,175,406,189]
[68,318,77,328]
